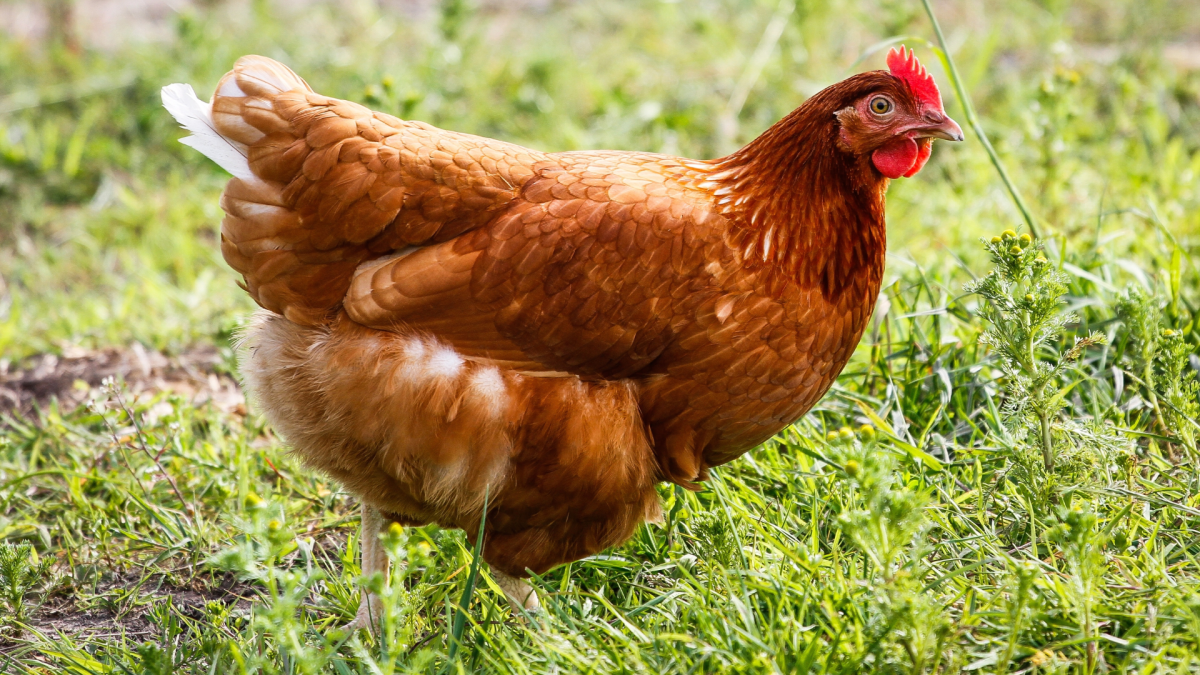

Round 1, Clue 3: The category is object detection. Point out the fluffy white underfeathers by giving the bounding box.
[160,83,252,180]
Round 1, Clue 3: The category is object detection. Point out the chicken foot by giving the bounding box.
[342,503,391,634]
[491,568,541,617]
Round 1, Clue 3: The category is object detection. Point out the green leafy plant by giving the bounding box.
[0,541,52,631]
[831,435,950,673]
[1046,505,1107,672]
[999,561,1039,673]
[209,494,439,673]
[1155,330,1200,456]
[966,230,1106,471]
[209,495,333,673]
[1115,285,1199,457]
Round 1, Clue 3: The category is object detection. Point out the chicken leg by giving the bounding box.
[345,503,541,631]
[492,568,541,616]
[342,503,390,633]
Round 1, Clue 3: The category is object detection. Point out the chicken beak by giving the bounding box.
[915,115,965,142]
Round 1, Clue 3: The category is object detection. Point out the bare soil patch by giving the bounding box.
[0,344,244,420]
[29,573,254,640]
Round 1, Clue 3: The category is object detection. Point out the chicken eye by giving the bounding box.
[869,96,893,115]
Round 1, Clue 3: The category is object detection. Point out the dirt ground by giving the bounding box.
[0,344,244,421]
[9,527,351,647]
[27,573,254,642]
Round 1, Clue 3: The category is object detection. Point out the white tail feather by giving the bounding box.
[161,83,252,180]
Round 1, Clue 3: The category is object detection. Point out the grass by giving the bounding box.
[1,0,1199,672]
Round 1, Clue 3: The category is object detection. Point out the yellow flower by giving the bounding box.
[1029,649,1053,667]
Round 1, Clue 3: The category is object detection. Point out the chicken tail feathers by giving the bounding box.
[160,83,253,180]
[163,57,367,325]
[161,56,311,179]
[166,55,531,326]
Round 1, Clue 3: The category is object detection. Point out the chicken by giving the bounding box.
[162,46,961,630]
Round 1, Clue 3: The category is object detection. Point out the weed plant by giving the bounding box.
[966,230,1107,472]
[0,542,52,635]
[1,0,1199,673]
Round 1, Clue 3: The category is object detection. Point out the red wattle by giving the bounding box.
[871,138,918,179]
[903,139,933,177]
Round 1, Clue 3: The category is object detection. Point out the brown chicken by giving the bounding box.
[162,46,961,630]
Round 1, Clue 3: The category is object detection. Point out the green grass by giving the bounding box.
[2,0,1200,672]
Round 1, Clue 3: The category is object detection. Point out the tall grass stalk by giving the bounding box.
[919,0,1041,238]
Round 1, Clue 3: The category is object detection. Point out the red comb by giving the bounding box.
[887,46,943,110]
